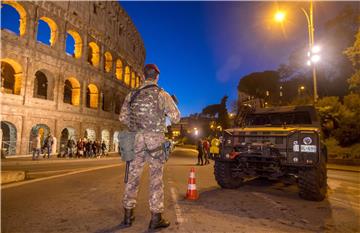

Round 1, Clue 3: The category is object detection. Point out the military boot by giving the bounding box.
[120,208,135,228]
[148,212,170,231]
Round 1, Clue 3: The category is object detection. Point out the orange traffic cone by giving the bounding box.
[186,167,198,200]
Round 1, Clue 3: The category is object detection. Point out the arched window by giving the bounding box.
[124,66,131,86]
[86,84,99,109]
[1,2,26,36]
[29,124,50,153]
[131,72,136,89]
[116,59,123,80]
[63,78,80,106]
[101,129,110,150]
[88,42,100,67]
[104,52,112,73]
[1,60,22,95]
[136,75,140,88]
[1,121,17,155]
[66,30,82,58]
[37,17,57,46]
[34,71,48,99]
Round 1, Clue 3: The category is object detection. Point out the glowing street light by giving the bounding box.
[274,11,286,22]
[274,0,319,103]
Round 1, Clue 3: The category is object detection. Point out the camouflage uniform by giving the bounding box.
[119,81,180,213]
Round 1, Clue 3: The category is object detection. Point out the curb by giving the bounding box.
[1,171,27,184]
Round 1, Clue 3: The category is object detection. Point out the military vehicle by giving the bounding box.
[214,105,327,201]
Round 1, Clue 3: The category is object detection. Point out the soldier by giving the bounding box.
[119,64,180,230]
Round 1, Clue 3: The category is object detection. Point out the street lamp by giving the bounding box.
[274,0,319,103]
[274,11,286,22]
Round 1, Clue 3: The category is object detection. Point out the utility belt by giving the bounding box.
[118,131,172,162]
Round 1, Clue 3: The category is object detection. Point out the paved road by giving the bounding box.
[2,148,359,233]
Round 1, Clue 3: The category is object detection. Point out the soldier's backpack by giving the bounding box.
[118,84,160,162]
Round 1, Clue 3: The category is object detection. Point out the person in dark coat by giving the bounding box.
[196,139,204,166]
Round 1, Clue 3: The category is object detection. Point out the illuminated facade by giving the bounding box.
[1,1,145,155]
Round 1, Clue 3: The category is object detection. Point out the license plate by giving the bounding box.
[301,145,317,153]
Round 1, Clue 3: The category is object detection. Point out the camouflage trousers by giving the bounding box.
[123,132,166,213]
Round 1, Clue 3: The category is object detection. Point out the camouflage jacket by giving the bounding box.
[119,81,180,133]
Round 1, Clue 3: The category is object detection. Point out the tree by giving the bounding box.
[237,70,280,105]
[344,29,360,93]
[201,96,230,130]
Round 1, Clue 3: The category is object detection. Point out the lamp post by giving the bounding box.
[275,0,319,103]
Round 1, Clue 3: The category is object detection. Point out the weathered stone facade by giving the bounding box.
[0,1,145,155]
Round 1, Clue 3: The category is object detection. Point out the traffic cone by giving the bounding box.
[186,167,198,200]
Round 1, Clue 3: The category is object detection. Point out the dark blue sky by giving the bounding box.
[120,1,355,116]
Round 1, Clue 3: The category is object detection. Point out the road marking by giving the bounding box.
[1,164,122,190]
[168,181,185,225]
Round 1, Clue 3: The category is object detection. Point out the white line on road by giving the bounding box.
[1,164,122,190]
[169,181,185,225]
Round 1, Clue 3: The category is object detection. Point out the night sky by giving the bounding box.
[1,1,358,116]
[120,1,357,116]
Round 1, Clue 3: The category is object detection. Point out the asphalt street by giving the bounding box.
[2,148,360,233]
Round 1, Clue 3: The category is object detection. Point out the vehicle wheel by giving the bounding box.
[214,160,244,189]
[298,155,327,201]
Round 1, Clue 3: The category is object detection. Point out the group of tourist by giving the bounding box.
[31,133,108,160]
[196,137,221,166]
[59,138,108,158]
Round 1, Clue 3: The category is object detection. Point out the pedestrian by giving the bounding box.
[203,137,210,165]
[92,140,97,158]
[43,133,53,159]
[67,139,74,158]
[210,137,220,159]
[197,139,204,165]
[77,138,84,158]
[101,141,107,157]
[32,134,41,160]
[86,141,92,158]
[119,64,180,230]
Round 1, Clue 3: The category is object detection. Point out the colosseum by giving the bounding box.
[0,1,146,156]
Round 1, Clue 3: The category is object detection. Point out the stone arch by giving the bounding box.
[87,42,100,68]
[116,59,123,81]
[101,90,113,112]
[101,129,110,150]
[1,121,17,155]
[1,59,23,95]
[86,84,99,109]
[104,52,112,73]
[1,2,27,36]
[37,16,58,46]
[136,75,140,88]
[63,77,80,106]
[131,71,136,89]
[113,131,120,152]
[33,70,55,100]
[29,124,50,152]
[124,66,130,86]
[84,128,96,142]
[66,30,82,59]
